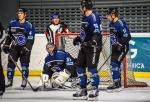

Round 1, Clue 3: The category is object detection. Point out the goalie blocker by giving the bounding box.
[37,42,77,89]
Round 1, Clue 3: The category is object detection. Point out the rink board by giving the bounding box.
[2,33,150,78]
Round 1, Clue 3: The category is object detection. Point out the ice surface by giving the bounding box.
[1,77,150,102]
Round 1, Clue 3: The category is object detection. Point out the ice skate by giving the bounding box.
[21,78,27,89]
[87,86,99,101]
[5,79,13,88]
[107,81,122,92]
[73,88,87,100]
[0,91,4,98]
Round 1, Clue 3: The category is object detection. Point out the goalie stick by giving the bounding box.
[9,55,38,92]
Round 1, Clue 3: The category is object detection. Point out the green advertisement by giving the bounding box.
[130,36,150,72]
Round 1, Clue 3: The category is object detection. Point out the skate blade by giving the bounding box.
[73,96,87,100]
[0,94,3,99]
[107,88,122,93]
[88,97,98,101]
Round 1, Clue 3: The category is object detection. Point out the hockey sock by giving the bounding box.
[21,63,29,78]
[76,67,87,88]
[88,68,99,88]
[111,61,121,82]
[7,63,16,79]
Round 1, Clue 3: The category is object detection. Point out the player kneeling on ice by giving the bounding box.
[37,42,77,89]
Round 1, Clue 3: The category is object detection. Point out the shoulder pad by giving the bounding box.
[26,21,33,29]
[10,19,17,23]
[57,50,65,54]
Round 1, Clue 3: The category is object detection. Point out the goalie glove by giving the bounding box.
[52,69,71,87]
[37,73,49,88]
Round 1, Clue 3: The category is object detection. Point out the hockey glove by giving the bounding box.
[119,36,131,45]
[2,45,10,54]
[21,47,30,55]
[73,36,81,46]
[116,42,123,51]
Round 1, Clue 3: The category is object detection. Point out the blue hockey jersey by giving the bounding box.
[110,19,131,45]
[43,50,74,72]
[80,12,101,43]
[6,19,35,47]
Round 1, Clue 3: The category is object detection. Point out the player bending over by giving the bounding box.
[106,8,131,89]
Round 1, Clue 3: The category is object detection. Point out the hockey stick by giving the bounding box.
[9,55,38,92]
[98,53,111,72]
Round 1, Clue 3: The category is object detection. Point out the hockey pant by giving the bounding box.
[111,44,129,82]
[7,46,31,79]
[76,46,101,88]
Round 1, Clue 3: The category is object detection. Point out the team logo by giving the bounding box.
[110,34,118,45]
[16,35,27,46]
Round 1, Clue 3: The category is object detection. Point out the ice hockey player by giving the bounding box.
[0,22,6,97]
[106,8,131,89]
[72,0,102,101]
[2,8,35,89]
[37,42,77,89]
[44,12,69,47]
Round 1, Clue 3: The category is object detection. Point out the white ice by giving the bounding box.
[1,77,150,102]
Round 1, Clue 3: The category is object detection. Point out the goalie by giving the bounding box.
[37,42,77,89]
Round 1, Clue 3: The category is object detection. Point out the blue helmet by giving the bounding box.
[51,12,60,20]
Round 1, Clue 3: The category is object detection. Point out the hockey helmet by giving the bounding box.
[46,42,57,53]
[17,8,27,14]
[51,12,60,20]
[107,8,118,16]
[80,0,93,9]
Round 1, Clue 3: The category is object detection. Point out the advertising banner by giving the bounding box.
[130,33,150,72]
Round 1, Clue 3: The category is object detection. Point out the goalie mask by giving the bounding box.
[46,42,57,54]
